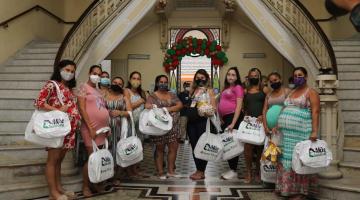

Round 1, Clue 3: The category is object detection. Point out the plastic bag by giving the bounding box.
[236,116,265,145]
[221,130,244,161]
[88,139,114,183]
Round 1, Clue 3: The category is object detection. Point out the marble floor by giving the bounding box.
[82,142,280,200]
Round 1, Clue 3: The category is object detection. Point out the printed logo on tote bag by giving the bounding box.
[125,143,138,155]
[309,147,326,157]
[43,118,65,129]
[204,143,220,153]
[263,163,276,173]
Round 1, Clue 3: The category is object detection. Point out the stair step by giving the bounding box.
[0,81,45,90]
[30,43,60,48]
[0,73,50,81]
[0,145,46,161]
[338,72,360,81]
[344,135,360,148]
[333,46,360,52]
[22,48,58,54]
[339,161,360,177]
[338,89,360,99]
[343,147,360,162]
[3,66,53,73]
[337,58,360,65]
[0,122,27,133]
[338,81,360,89]
[340,100,360,110]
[331,40,360,46]
[0,99,35,110]
[16,53,56,60]
[0,174,82,200]
[0,132,29,146]
[337,64,360,72]
[344,122,360,135]
[319,177,360,200]
[0,158,46,185]
[336,51,360,58]
[9,59,54,66]
[0,90,39,99]
[0,110,33,122]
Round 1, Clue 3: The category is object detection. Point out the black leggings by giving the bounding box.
[187,118,208,172]
[221,112,244,171]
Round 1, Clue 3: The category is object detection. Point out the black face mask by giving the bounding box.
[350,4,360,32]
[110,84,122,93]
[157,83,168,91]
[249,78,259,85]
[270,81,282,90]
[195,79,207,86]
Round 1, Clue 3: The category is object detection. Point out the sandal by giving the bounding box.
[82,188,93,198]
[243,175,252,184]
[63,191,77,199]
[190,172,205,180]
[49,194,68,200]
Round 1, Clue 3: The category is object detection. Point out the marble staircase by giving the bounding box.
[319,39,360,200]
[0,41,81,200]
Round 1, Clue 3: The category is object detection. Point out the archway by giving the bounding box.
[163,36,228,94]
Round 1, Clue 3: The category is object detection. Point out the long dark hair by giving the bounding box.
[223,67,242,91]
[293,67,308,76]
[126,71,146,99]
[153,75,168,92]
[247,67,263,90]
[50,59,76,89]
[191,69,210,92]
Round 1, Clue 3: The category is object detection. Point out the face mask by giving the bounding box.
[288,84,295,89]
[110,84,122,93]
[130,80,140,88]
[325,0,348,16]
[294,77,306,87]
[185,87,190,92]
[60,70,74,81]
[100,78,110,86]
[90,75,100,84]
[195,79,207,87]
[157,83,168,91]
[249,78,259,85]
[270,81,282,90]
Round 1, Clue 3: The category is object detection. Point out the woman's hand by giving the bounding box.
[309,132,317,142]
[265,127,271,136]
[59,105,68,112]
[256,115,263,123]
[271,127,279,134]
[227,123,235,132]
[110,110,122,117]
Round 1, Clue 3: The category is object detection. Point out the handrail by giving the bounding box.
[0,5,75,29]
[55,0,131,66]
[261,0,338,75]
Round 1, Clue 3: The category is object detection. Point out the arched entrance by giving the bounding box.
[163,29,228,94]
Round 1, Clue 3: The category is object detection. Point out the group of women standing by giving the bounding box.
[34,58,320,200]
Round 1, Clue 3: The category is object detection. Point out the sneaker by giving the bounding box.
[159,175,167,180]
[167,173,182,178]
[221,170,238,180]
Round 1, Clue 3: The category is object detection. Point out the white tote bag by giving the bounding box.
[298,140,333,168]
[194,118,223,162]
[139,106,172,136]
[221,130,244,161]
[116,112,143,167]
[88,139,114,183]
[260,159,277,183]
[292,141,326,175]
[32,81,71,138]
[24,112,64,148]
[236,116,265,145]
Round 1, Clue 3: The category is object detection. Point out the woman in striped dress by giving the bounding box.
[275,67,320,200]
[105,77,132,184]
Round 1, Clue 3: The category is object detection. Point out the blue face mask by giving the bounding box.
[100,78,110,86]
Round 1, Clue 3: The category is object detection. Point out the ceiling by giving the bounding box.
[175,0,216,8]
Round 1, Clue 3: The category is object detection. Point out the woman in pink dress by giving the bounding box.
[34,60,81,200]
[77,65,110,197]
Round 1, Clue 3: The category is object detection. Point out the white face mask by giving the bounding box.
[60,70,75,81]
[288,84,295,89]
[90,75,100,84]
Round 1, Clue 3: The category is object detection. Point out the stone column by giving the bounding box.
[317,74,342,179]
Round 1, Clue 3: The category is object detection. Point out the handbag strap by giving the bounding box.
[91,138,109,152]
[122,111,136,139]
[49,80,65,106]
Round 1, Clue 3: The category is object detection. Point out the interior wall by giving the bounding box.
[108,17,293,92]
[0,0,92,65]
[299,0,358,40]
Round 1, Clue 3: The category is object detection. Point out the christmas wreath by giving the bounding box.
[163,37,228,72]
